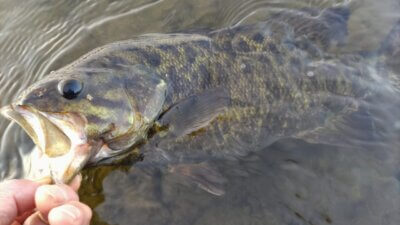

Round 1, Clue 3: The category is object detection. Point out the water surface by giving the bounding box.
[0,0,400,224]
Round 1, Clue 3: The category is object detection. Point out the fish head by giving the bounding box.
[0,64,167,183]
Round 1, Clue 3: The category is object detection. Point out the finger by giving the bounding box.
[14,209,35,224]
[35,184,79,219]
[48,201,92,225]
[0,179,41,225]
[69,174,82,192]
[23,212,47,225]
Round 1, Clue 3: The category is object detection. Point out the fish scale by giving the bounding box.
[1,7,399,185]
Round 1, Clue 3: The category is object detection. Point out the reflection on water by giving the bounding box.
[79,138,400,225]
[0,0,400,224]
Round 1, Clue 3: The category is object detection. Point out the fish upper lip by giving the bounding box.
[1,105,41,149]
[2,105,70,154]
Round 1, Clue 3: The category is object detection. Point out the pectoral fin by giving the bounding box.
[158,88,230,138]
[168,162,227,196]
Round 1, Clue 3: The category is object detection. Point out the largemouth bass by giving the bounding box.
[1,7,399,191]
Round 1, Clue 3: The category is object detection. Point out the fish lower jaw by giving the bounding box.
[47,143,92,184]
[37,112,92,183]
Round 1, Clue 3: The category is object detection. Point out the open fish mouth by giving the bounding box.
[0,105,95,183]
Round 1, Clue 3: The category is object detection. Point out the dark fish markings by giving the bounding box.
[184,45,197,64]
[17,6,392,163]
[252,33,264,43]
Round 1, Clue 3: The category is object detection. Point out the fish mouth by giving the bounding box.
[0,104,97,183]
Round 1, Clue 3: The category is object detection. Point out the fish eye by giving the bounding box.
[58,79,83,100]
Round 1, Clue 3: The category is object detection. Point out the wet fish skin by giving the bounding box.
[2,7,392,175]
[143,22,375,159]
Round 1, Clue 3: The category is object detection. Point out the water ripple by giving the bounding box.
[0,1,399,224]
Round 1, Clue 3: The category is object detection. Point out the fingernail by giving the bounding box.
[43,185,68,201]
[75,174,82,183]
[38,212,48,224]
[57,204,81,222]
[70,174,82,190]
[33,176,52,184]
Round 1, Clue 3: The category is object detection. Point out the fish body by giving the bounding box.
[1,7,398,184]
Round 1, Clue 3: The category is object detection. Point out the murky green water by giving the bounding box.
[1,0,400,224]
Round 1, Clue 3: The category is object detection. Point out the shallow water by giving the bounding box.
[0,0,400,224]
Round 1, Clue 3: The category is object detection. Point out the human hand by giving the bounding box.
[0,175,92,225]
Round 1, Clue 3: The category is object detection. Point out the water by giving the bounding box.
[0,0,400,224]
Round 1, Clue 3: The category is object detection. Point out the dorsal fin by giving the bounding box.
[210,6,350,54]
[271,6,350,50]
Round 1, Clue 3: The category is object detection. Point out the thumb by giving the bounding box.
[0,179,41,225]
